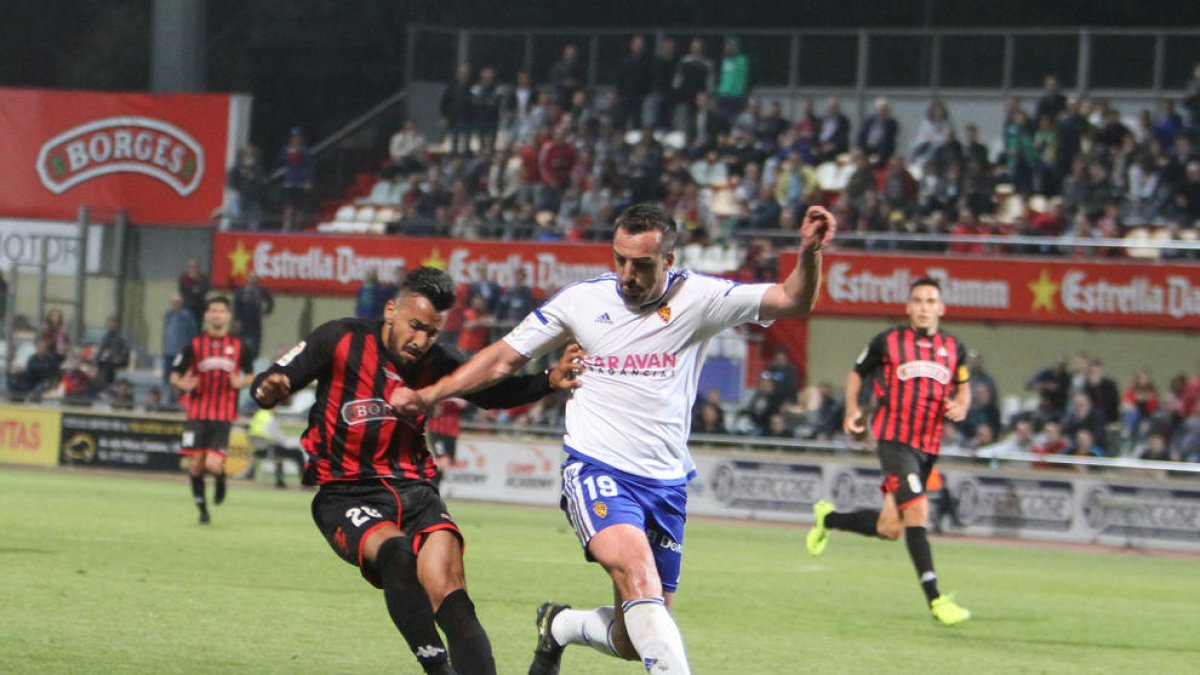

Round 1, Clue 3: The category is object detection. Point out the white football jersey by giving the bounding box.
[503,270,770,484]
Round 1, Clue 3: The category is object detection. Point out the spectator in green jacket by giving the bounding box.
[716,36,749,125]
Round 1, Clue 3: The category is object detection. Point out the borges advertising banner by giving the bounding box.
[212,232,614,294]
[0,88,238,224]
[779,251,1200,331]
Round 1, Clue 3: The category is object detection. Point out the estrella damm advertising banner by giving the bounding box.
[0,404,63,467]
[0,88,237,224]
[777,251,1200,331]
[212,232,614,295]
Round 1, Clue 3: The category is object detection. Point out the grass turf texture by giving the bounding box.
[1,468,1196,674]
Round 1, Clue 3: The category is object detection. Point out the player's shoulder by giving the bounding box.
[874,325,907,341]
[938,330,967,349]
[540,273,618,309]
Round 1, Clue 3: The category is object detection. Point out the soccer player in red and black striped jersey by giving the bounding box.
[806,277,973,626]
[170,296,254,524]
[250,267,582,675]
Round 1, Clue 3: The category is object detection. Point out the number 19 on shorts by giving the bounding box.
[582,475,619,499]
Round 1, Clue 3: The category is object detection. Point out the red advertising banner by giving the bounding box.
[212,232,614,294]
[778,251,1200,331]
[0,88,234,224]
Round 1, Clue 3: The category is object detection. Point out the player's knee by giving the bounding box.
[376,536,417,586]
[877,521,903,540]
[607,557,660,599]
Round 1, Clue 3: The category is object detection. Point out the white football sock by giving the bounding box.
[621,597,690,674]
[550,606,618,657]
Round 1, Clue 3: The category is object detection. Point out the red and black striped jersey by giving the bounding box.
[854,326,969,456]
[173,332,253,421]
[252,318,554,485]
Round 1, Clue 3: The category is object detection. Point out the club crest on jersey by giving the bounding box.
[340,398,396,425]
[896,360,952,384]
[592,502,608,518]
[656,305,671,323]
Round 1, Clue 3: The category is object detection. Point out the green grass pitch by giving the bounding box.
[1,468,1196,674]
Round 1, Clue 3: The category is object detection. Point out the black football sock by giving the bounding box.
[190,475,207,513]
[376,537,452,674]
[214,472,227,504]
[436,588,496,675]
[905,526,940,603]
[825,509,881,537]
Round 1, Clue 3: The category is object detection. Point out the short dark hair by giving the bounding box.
[206,296,231,310]
[614,203,678,254]
[910,277,941,293]
[400,267,455,312]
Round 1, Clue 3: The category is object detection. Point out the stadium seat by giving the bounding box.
[374,207,398,224]
[1124,227,1157,259]
[996,192,1025,225]
[354,206,376,223]
[334,205,356,222]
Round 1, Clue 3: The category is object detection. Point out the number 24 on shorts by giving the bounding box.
[582,475,619,499]
[346,506,383,527]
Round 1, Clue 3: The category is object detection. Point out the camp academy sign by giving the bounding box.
[35,116,204,197]
[213,233,612,294]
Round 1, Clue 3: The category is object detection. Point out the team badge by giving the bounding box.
[937,346,948,357]
[656,305,671,323]
[225,346,234,355]
[592,502,608,518]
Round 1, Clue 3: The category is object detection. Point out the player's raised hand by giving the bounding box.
[388,386,426,423]
[254,372,291,406]
[843,407,866,435]
[549,343,588,391]
[800,205,836,251]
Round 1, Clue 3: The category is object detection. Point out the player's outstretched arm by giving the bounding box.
[391,340,531,420]
[843,370,866,435]
[759,205,836,321]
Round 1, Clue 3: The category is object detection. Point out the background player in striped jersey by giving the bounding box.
[391,203,835,675]
[170,296,254,524]
[250,267,583,675]
[806,277,973,625]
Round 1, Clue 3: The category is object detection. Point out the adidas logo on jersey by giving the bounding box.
[595,312,613,324]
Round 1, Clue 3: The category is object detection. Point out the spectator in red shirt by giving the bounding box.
[457,295,494,356]
[1032,420,1070,468]
[1121,369,1159,439]
[949,207,987,254]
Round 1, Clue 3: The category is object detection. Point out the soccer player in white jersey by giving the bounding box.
[391,203,835,674]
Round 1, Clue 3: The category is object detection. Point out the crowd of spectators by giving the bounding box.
[261,39,1200,265]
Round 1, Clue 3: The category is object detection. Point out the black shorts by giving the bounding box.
[180,420,232,456]
[429,432,458,461]
[311,479,462,588]
[877,440,937,509]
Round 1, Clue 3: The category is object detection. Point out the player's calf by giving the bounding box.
[376,536,453,675]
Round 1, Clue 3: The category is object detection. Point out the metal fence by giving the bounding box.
[406,24,1200,97]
